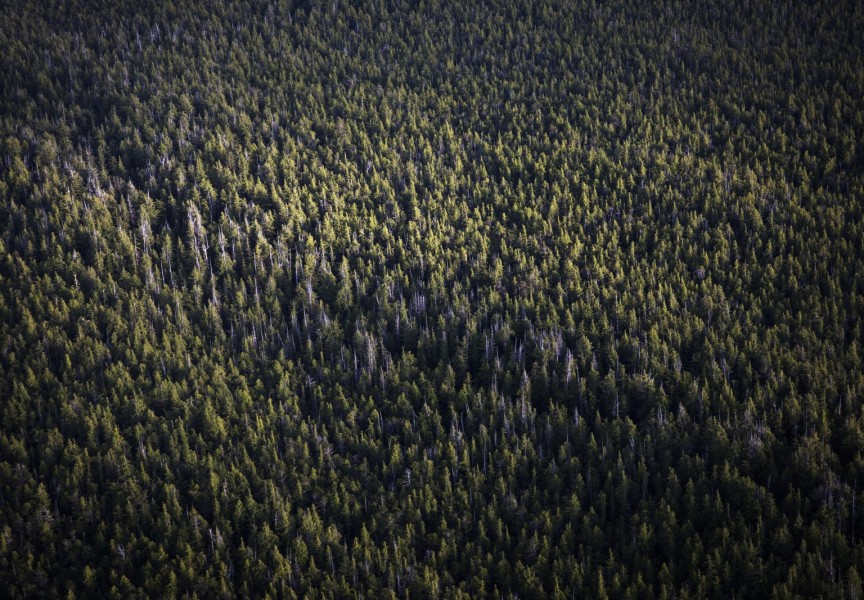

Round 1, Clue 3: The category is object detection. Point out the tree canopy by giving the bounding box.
[1,0,863,597]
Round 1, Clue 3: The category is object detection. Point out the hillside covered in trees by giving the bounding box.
[2,0,864,597]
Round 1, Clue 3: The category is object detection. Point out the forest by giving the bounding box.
[1,0,863,597]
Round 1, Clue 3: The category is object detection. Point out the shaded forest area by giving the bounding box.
[2,0,864,597]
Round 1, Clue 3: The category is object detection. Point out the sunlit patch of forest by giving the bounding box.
[1,0,863,597]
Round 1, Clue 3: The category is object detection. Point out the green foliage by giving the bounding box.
[1,0,864,597]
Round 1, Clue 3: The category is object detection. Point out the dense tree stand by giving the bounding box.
[1,0,863,597]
